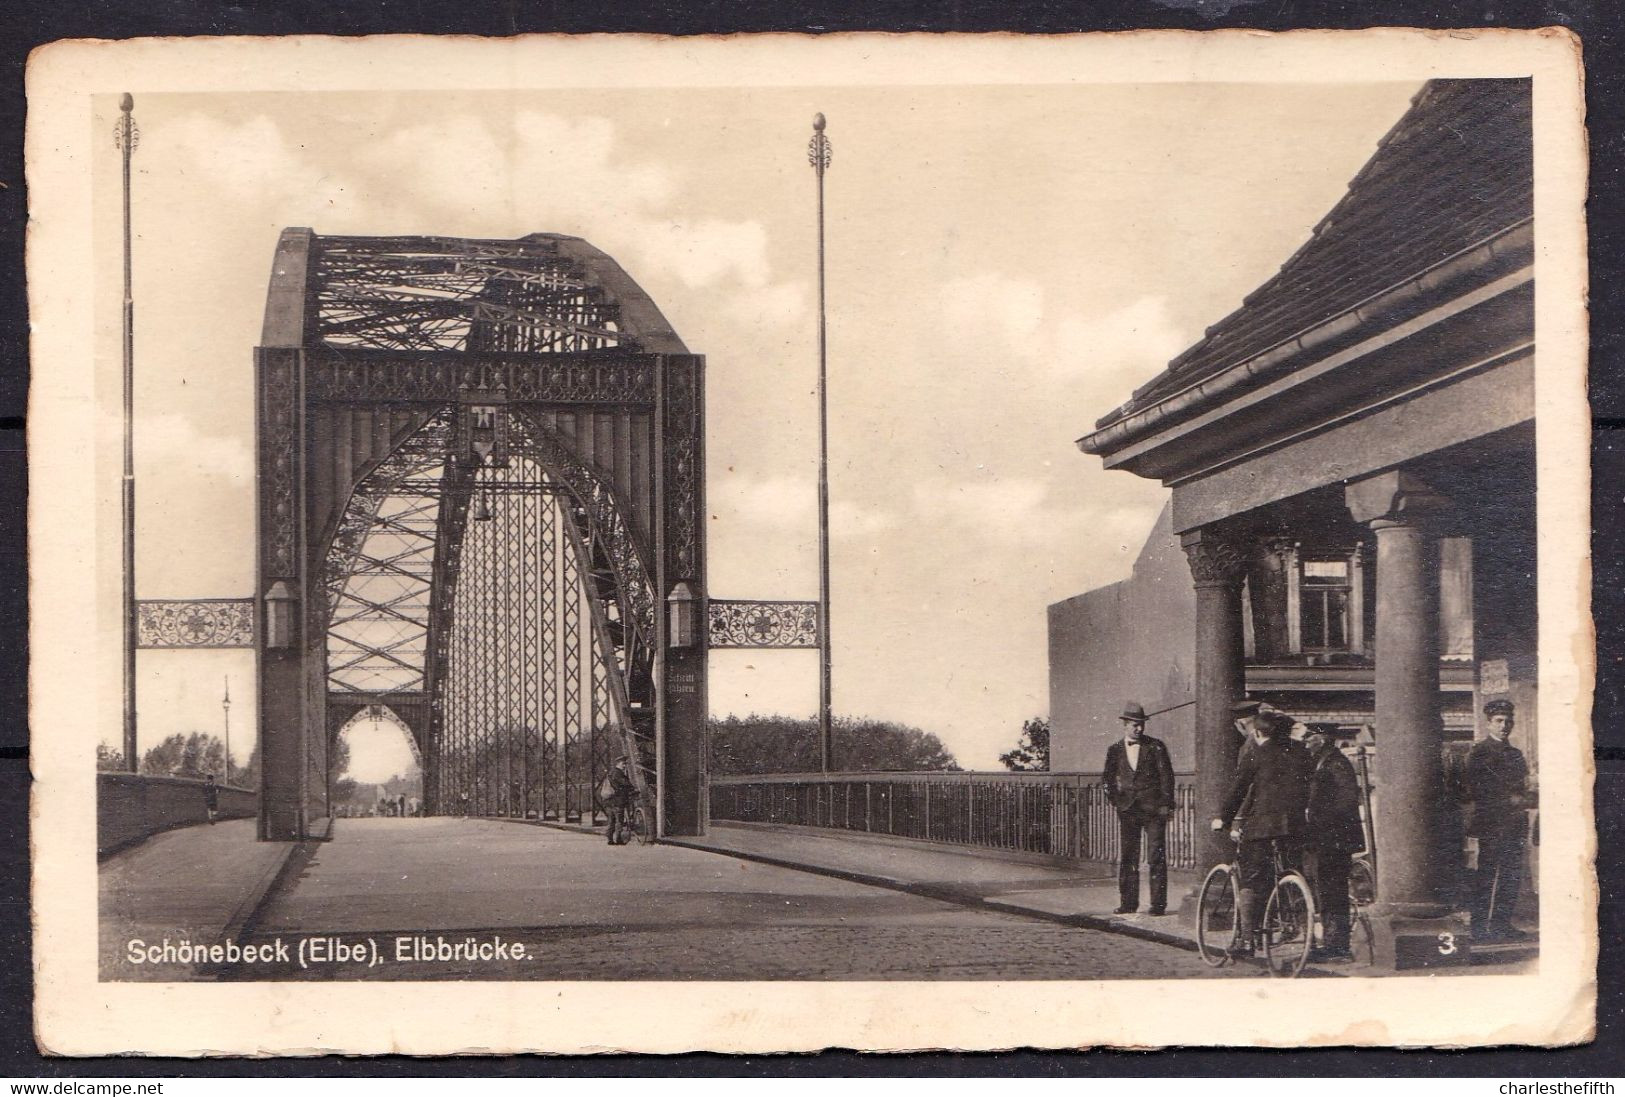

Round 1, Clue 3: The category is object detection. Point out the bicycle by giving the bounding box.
[1344,852,1376,966]
[606,794,653,846]
[1200,838,1378,975]
[1196,835,1316,977]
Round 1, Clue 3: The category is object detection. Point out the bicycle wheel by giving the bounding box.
[631,800,655,845]
[1263,872,1316,978]
[1196,863,1240,967]
[1348,857,1376,908]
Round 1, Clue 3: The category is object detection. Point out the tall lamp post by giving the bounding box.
[222,677,232,787]
[808,113,834,773]
[117,93,139,772]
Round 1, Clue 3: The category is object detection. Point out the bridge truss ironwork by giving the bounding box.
[314,402,660,823]
[257,230,705,840]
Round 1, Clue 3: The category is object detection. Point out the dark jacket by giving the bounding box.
[1305,744,1364,853]
[1219,736,1311,840]
[1103,735,1176,816]
[1465,736,1530,839]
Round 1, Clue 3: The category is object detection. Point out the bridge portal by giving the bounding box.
[254,230,707,840]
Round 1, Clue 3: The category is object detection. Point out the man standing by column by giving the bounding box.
[1466,699,1532,941]
[1305,725,1365,962]
[1103,702,1176,915]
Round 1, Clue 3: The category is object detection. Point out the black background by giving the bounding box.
[0,0,1620,1077]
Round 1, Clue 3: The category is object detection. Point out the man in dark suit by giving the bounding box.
[1213,708,1312,952]
[1466,699,1532,942]
[1103,701,1177,915]
[1304,725,1364,961]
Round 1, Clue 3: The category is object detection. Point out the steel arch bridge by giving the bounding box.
[254,230,707,841]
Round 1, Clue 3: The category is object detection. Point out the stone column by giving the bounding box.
[1249,536,1294,663]
[1346,471,1452,918]
[1181,527,1251,874]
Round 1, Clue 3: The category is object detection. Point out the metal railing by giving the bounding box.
[709,771,1200,870]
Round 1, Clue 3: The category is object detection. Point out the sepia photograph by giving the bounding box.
[27,31,1592,1053]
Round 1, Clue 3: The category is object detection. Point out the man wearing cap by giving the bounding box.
[1103,701,1177,915]
[1212,708,1312,953]
[1304,725,1364,961]
[1227,699,1274,834]
[1465,699,1532,941]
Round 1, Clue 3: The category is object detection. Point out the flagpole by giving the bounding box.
[118,93,139,772]
[808,114,833,773]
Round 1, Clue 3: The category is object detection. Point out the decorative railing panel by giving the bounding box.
[709,771,1200,870]
[135,599,256,648]
[708,600,820,649]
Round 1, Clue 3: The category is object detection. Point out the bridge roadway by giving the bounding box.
[101,816,1255,981]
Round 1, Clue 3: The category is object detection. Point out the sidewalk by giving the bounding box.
[98,818,300,978]
[666,820,1205,952]
[668,822,1538,974]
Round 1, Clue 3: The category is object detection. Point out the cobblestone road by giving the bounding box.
[203,818,1259,981]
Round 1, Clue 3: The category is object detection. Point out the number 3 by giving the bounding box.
[1437,932,1458,956]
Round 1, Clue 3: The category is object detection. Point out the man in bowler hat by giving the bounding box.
[1466,699,1532,941]
[1103,701,1177,915]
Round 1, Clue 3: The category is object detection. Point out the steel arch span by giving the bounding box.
[254,230,707,841]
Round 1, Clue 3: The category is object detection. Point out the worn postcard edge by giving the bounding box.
[24,29,1595,1055]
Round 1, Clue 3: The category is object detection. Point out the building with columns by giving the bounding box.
[1067,79,1534,951]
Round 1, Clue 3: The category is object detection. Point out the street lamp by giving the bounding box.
[117,92,139,771]
[667,581,698,649]
[264,580,296,650]
[808,112,834,772]
[222,676,232,787]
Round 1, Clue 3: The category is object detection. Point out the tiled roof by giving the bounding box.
[1096,79,1532,430]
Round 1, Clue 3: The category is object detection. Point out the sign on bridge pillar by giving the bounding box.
[657,356,708,837]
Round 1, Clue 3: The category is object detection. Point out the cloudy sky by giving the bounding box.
[98,81,1421,772]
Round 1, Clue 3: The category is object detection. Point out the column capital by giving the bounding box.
[1344,470,1451,527]
[1180,527,1251,588]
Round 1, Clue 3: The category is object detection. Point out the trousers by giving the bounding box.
[1469,830,1525,930]
[1308,847,1352,951]
[1117,810,1168,912]
[1236,837,1301,941]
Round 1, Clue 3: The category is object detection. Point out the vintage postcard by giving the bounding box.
[27,31,1593,1053]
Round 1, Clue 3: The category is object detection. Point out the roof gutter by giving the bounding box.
[1076,218,1533,459]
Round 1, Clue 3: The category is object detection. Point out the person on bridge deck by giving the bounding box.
[1213,709,1311,953]
[1103,701,1176,916]
[602,757,638,845]
[1465,698,1533,942]
[1305,724,1364,962]
[202,773,219,825]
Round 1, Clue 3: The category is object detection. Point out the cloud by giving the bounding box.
[723,280,809,331]
[910,474,1089,547]
[939,273,1045,349]
[121,409,254,483]
[714,474,896,540]
[1052,295,1190,387]
[637,218,772,289]
[935,272,1191,403]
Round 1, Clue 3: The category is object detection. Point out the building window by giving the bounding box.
[1300,559,1352,650]
[1286,546,1365,656]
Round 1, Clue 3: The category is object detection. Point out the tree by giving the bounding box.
[96,742,127,772]
[998,716,1050,772]
[710,714,960,775]
[139,732,226,781]
[235,743,261,790]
